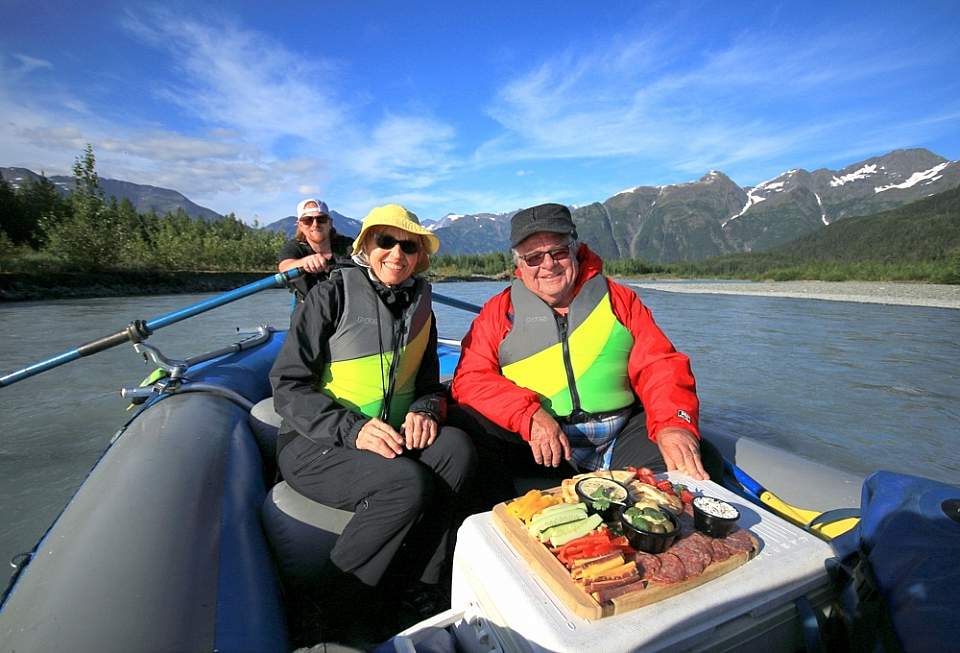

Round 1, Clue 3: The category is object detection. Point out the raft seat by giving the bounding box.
[251,397,356,587]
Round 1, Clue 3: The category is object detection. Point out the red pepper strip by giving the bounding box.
[554,532,612,564]
[680,489,695,504]
[608,535,631,548]
[583,543,614,558]
[558,531,609,550]
[656,479,675,493]
[637,474,657,487]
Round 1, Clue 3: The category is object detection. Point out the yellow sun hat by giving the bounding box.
[352,204,441,269]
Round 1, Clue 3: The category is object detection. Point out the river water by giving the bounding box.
[1,282,958,571]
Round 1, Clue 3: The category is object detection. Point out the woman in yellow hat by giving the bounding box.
[270,204,476,644]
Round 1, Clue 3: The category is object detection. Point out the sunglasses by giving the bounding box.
[374,233,420,255]
[518,243,573,267]
[299,214,330,226]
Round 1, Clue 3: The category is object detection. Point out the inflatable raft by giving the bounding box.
[1,290,956,652]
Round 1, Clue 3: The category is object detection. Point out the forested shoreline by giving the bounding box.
[3,147,957,300]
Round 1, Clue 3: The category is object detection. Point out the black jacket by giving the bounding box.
[278,231,355,301]
[270,270,445,455]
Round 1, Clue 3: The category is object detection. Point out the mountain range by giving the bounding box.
[0,167,222,221]
[426,148,959,261]
[5,147,958,262]
[259,212,362,239]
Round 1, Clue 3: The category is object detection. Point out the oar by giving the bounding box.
[433,292,481,314]
[723,460,859,540]
[0,269,303,388]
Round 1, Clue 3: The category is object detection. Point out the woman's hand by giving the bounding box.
[355,418,404,458]
[656,427,709,480]
[300,253,331,273]
[402,412,438,450]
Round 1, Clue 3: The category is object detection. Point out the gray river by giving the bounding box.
[1,282,958,572]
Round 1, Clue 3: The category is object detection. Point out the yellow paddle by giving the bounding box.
[724,461,859,540]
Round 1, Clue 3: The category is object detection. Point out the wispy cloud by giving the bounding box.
[121,9,345,147]
[479,26,957,183]
[118,8,461,212]
[1,10,462,219]
[9,53,53,76]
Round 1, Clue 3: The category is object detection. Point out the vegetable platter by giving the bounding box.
[490,468,760,620]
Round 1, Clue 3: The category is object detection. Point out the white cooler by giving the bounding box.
[394,474,836,653]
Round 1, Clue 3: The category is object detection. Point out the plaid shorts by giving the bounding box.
[560,407,632,472]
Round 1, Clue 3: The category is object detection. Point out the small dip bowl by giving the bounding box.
[692,496,741,538]
[575,477,629,522]
[618,504,679,553]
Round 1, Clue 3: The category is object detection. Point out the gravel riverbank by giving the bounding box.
[628,280,960,309]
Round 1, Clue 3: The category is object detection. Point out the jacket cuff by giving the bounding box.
[517,403,541,441]
[650,419,700,442]
[342,419,365,449]
[409,393,447,424]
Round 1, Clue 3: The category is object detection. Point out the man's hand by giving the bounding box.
[301,253,330,273]
[403,412,438,450]
[656,427,708,480]
[355,418,404,459]
[528,408,572,467]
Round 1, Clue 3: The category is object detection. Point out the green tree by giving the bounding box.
[0,177,23,243]
[42,144,120,271]
[18,175,66,247]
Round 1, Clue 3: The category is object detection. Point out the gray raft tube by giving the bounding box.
[0,331,287,653]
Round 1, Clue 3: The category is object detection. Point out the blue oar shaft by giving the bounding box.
[433,292,481,315]
[146,270,297,330]
[0,269,301,388]
[724,460,765,499]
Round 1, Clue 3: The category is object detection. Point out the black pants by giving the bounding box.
[278,426,477,587]
[447,404,723,511]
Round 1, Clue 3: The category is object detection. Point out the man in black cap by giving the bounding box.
[450,202,713,506]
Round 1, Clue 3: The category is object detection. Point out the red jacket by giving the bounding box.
[450,245,700,443]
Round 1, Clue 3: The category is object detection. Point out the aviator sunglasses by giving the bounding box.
[299,214,330,226]
[374,233,420,255]
[518,242,573,267]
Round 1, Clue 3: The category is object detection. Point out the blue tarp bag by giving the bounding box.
[827,470,960,652]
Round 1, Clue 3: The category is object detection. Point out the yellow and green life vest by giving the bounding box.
[498,275,635,418]
[317,267,432,428]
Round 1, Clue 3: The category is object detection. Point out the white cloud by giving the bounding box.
[10,53,53,76]
[478,27,955,183]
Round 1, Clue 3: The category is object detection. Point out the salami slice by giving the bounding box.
[682,532,715,566]
[710,537,733,562]
[633,552,661,579]
[723,528,755,554]
[652,552,687,584]
[674,547,706,577]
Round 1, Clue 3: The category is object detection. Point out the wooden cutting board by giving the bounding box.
[491,501,759,620]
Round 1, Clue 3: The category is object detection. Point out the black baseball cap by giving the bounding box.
[510,203,577,248]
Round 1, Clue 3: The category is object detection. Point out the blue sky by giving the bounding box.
[2,1,959,224]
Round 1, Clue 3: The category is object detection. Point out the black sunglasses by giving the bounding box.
[374,233,420,255]
[518,242,573,267]
[299,214,330,226]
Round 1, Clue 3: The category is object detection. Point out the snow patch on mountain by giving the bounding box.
[722,174,785,226]
[830,164,878,187]
[815,193,829,225]
[874,162,950,193]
